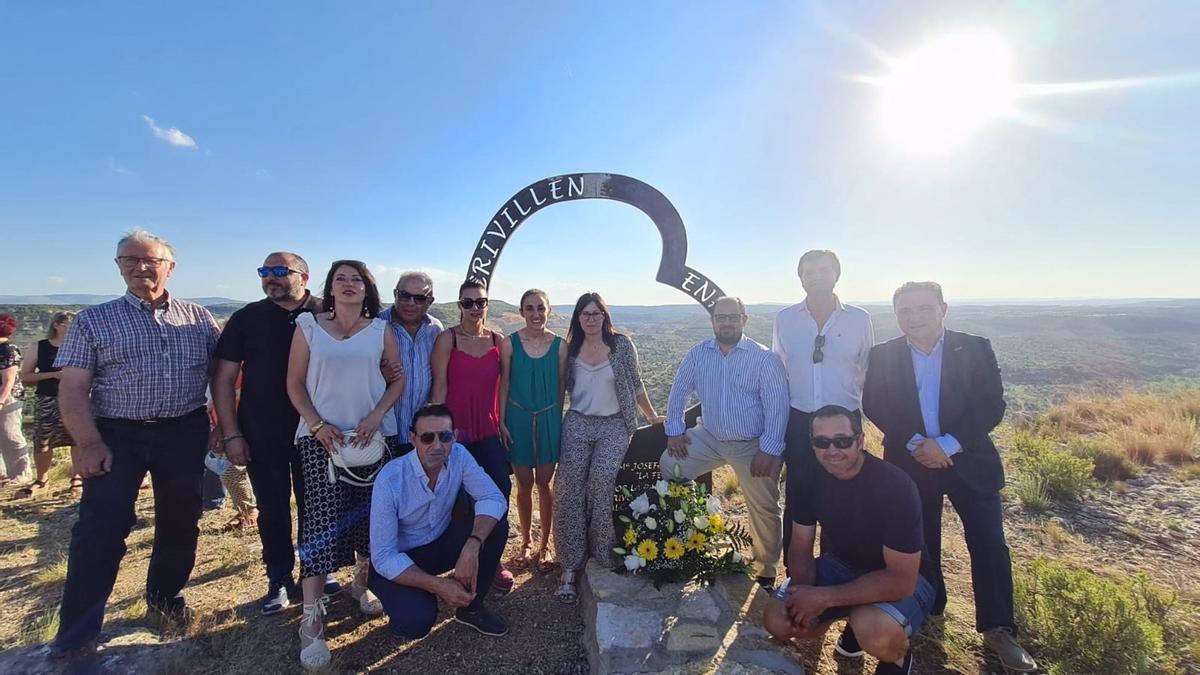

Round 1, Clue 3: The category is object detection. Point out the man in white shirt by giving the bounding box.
[771,250,874,568]
[368,404,509,639]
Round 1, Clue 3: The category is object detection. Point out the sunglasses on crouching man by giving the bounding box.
[417,430,456,445]
[811,434,859,450]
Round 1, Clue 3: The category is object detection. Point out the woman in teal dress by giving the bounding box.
[499,289,568,573]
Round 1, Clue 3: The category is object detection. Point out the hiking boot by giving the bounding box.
[262,581,292,615]
[983,627,1037,672]
[872,648,913,674]
[835,625,865,658]
[454,605,508,636]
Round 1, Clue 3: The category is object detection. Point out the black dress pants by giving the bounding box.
[56,410,208,650]
[243,428,306,587]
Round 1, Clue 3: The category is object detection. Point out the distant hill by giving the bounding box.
[0,294,249,305]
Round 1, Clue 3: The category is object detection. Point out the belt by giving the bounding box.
[98,407,207,427]
[509,399,558,465]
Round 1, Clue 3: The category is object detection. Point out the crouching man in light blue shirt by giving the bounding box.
[368,403,510,639]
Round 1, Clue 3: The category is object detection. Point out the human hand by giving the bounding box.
[783,584,830,632]
[225,436,251,465]
[913,438,953,469]
[666,434,690,459]
[646,413,666,426]
[381,358,405,384]
[208,427,224,453]
[750,450,777,478]
[75,440,113,478]
[500,423,513,448]
[314,425,344,454]
[353,413,383,447]
[438,578,476,608]
[454,540,481,593]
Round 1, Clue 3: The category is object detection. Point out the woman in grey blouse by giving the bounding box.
[553,292,663,603]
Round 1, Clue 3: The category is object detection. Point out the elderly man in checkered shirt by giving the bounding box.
[50,230,220,661]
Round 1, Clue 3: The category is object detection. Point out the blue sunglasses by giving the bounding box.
[257,266,302,278]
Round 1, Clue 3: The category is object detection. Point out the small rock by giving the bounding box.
[594,602,662,649]
[677,585,721,623]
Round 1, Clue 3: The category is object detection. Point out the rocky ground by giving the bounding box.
[0,455,1197,674]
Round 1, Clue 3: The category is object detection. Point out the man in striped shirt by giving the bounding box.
[659,296,789,589]
[52,230,220,660]
[380,271,444,454]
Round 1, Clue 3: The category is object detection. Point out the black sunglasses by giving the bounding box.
[395,290,432,304]
[459,298,488,310]
[417,430,455,445]
[812,334,826,364]
[257,266,301,278]
[811,435,858,450]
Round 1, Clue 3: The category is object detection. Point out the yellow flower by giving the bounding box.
[708,514,725,534]
[663,537,685,560]
[623,527,638,546]
[667,483,689,498]
[637,539,659,561]
[686,531,707,552]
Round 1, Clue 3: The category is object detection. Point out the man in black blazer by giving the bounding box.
[863,282,1035,673]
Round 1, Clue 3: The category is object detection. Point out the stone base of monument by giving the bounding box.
[579,561,805,675]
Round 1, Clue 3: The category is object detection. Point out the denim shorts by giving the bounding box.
[778,554,935,637]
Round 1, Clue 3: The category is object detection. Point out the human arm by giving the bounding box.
[0,364,16,404]
[861,343,893,435]
[428,330,452,404]
[558,338,569,408]
[211,359,249,464]
[625,338,664,424]
[58,367,111,477]
[664,349,697,457]
[497,337,513,446]
[940,337,1006,451]
[19,354,59,386]
[753,351,790,475]
[353,327,406,446]
[452,449,506,592]
[286,324,342,452]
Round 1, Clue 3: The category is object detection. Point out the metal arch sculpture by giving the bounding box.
[464,173,727,313]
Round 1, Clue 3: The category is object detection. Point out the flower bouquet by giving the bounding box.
[612,464,752,586]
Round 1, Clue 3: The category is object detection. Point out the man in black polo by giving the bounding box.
[212,251,325,614]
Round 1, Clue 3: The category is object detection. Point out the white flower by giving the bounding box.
[673,509,686,524]
[644,517,658,530]
[629,493,652,516]
[624,554,644,571]
[654,479,670,496]
[731,551,743,563]
[693,515,710,531]
[706,496,721,515]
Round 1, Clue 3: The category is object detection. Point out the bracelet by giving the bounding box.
[309,420,327,435]
[222,433,245,443]
[467,534,484,546]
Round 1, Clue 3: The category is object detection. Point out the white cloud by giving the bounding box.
[48,275,66,285]
[141,115,198,148]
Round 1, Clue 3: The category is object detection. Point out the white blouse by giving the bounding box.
[570,359,621,417]
[294,313,397,440]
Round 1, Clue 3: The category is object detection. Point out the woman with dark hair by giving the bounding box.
[430,280,515,593]
[0,313,31,486]
[18,311,80,495]
[553,292,663,602]
[286,260,405,670]
[499,289,567,572]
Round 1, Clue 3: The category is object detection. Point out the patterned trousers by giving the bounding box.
[553,411,630,572]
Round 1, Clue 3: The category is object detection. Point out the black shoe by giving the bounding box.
[261,581,291,615]
[454,605,508,637]
[873,649,913,675]
[835,625,866,658]
[755,576,776,592]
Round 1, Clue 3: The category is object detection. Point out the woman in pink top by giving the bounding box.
[431,280,514,592]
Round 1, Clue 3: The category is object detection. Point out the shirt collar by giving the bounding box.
[123,290,170,312]
[704,337,750,352]
[906,331,946,357]
[798,295,845,316]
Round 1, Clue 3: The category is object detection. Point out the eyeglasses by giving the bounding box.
[812,334,826,364]
[459,298,488,310]
[811,435,858,450]
[713,313,744,323]
[417,430,455,445]
[115,256,169,269]
[580,310,606,321]
[395,290,432,304]
[257,266,301,278]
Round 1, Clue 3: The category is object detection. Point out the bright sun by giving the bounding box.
[879,31,1015,155]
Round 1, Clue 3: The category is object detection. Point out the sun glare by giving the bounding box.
[879,31,1015,155]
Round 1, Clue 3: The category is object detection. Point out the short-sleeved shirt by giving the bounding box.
[54,291,220,420]
[0,342,23,403]
[215,293,320,438]
[789,453,935,582]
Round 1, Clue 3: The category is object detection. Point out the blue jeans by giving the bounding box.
[367,514,507,638]
[813,555,935,637]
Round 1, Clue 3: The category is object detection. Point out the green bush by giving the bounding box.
[1009,433,1094,501]
[1067,437,1142,482]
[1015,558,1178,674]
[1013,473,1052,514]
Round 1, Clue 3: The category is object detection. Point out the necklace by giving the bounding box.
[329,312,364,340]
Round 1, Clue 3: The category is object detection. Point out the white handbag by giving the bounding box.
[205,450,232,477]
[326,431,388,487]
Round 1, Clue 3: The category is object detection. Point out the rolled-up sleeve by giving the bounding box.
[370,467,414,579]
[461,452,507,521]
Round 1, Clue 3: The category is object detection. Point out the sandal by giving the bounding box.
[556,570,578,605]
[510,542,531,571]
[18,480,48,497]
[222,515,247,532]
[350,559,383,616]
[69,477,84,495]
[298,598,330,670]
[534,546,557,574]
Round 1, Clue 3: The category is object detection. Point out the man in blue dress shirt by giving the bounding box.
[380,271,445,453]
[659,296,789,589]
[368,403,509,639]
[863,282,1035,672]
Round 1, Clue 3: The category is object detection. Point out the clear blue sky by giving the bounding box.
[2,1,1198,305]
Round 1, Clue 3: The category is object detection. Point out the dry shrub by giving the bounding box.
[1109,413,1198,466]
[1043,391,1200,468]
[1067,438,1141,482]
